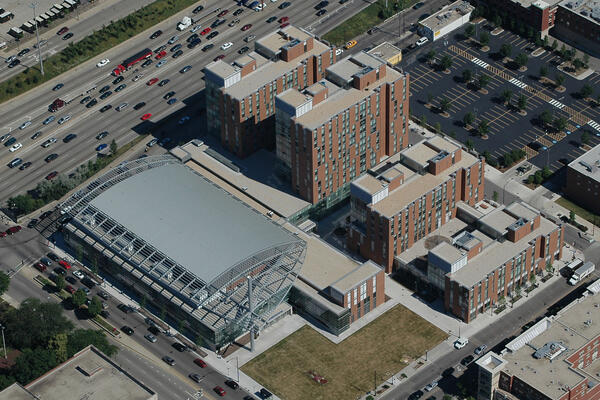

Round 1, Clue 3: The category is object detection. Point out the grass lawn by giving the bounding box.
[323,0,418,46]
[556,197,600,226]
[242,305,446,400]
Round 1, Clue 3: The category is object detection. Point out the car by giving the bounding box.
[170,44,182,53]
[0,134,11,143]
[194,358,207,368]
[86,99,98,108]
[279,1,291,9]
[141,59,153,68]
[57,115,71,124]
[221,42,233,50]
[424,381,438,391]
[244,35,256,43]
[97,291,110,300]
[57,27,69,35]
[34,262,47,272]
[416,36,429,46]
[442,367,455,377]
[19,161,32,170]
[156,60,167,68]
[187,33,199,43]
[158,79,170,86]
[114,84,127,92]
[207,31,219,40]
[5,55,16,64]
[45,171,59,180]
[63,33,74,40]
[238,46,250,54]
[99,105,112,113]
[40,257,53,267]
[41,137,57,148]
[144,333,158,343]
[147,325,161,336]
[315,0,329,8]
[45,153,59,162]
[188,38,202,48]
[19,120,32,130]
[155,50,167,59]
[202,43,215,52]
[52,83,64,91]
[193,5,204,13]
[9,143,22,152]
[99,91,112,100]
[454,337,469,349]
[189,373,203,383]
[154,44,167,53]
[7,59,20,68]
[96,58,110,67]
[178,116,190,125]
[228,19,240,27]
[201,27,212,35]
[5,226,22,236]
[234,8,244,15]
[134,102,146,110]
[58,215,72,225]
[80,96,92,105]
[461,355,475,366]
[279,16,289,23]
[27,219,39,229]
[316,8,327,16]
[259,388,273,398]
[79,286,90,295]
[345,40,357,49]
[168,35,179,44]
[218,9,229,17]
[266,16,277,23]
[39,211,53,220]
[243,397,256,400]
[225,380,239,390]
[408,390,424,400]
[141,113,152,121]
[213,386,226,397]
[31,131,42,140]
[58,260,71,269]
[413,1,425,9]
[118,304,134,313]
[190,25,203,33]
[18,48,30,57]
[150,30,162,39]
[180,65,192,73]
[164,91,176,100]
[72,270,85,279]
[474,344,487,355]
[63,133,77,143]
[96,143,108,152]
[167,98,177,105]
[172,49,183,58]
[43,116,55,125]
[99,85,111,93]
[241,23,252,31]
[214,54,225,61]
[122,326,134,335]
[163,356,176,366]
[133,74,145,82]
[116,102,128,111]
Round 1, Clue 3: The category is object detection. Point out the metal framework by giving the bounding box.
[60,156,306,332]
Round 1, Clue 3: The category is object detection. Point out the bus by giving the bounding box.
[112,48,152,76]
[0,11,14,23]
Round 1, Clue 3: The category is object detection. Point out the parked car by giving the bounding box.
[424,381,438,391]
[225,380,239,390]
[461,355,474,366]
[213,386,226,397]
[474,344,487,355]
[122,326,134,335]
[172,342,187,352]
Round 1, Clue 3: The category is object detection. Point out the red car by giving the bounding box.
[46,171,58,180]
[57,27,69,35]
[65,285,76,294]
[280,22,290,28]
[279,16,289,23]
[146,78,159,86]
[155,50,167,59]
[58,260,71,269]
[0,232,6,238]
[213,386,226,397]
[141,113,152,120]
[34,262,47,272]
[194,358,207,368]
[241,24,252,31]
[217,9,228,17]
[201,27,211,36]
[6,226,22,235]
[213,54,225,61]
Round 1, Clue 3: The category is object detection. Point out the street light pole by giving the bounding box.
[30,2,44,76]
[0,325,6,359]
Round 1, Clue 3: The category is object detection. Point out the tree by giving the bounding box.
[580,84,593,99]
[582,131,590,145]
[439,97,451,113]
[434,122,442,134]
[500,43,512,59]
[551,39,558,51]
[539,65,548,78]
[427,92,434,105]
[479,31,490,46]
[425,49,436,64]
[465,24,475,38]
[503,152,514,167]
[465,139,474,150]
[553,116,568,132]
[493,190,499,202]
[478,119,490,136]
[54,275,66,292]
[515,53,528,68]
[518,94,527,111]
[539,109,553,126]
[570,210,576,223]
[529,271,537,285]
[462,69,473,84]
[67,329,118,358]
[0,271,9,296]
[47,332,68,363]
[72,289,87,308]
[420,114,427,127]
[87,296,102,317]
[0,375,15,391]
[110,139,118,155]
[583,53,590,68]
[463,112,475,127]
[555,73,565,87]
[546,262,554,275]
[439,55,453,71]
[534,170,543,184]
[493,15,502,27]
[501,89,513,105]
[542,166,552,179]
[478,74,490,89]
[573,58,584,70]
[12,349,58,385]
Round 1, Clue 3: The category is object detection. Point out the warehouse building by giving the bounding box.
[564,143,600,214]
[554,0,600,57]
[418,0,474,42]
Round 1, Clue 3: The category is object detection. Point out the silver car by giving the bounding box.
[144,334,157,343]
[168,35,179,44]
[156,60,167,68]
[57,115,71,124]
[43,116,55,125]
[19,121,32,130]
[116,102,128,111]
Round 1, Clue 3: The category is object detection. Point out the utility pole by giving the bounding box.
[0,324,6,359]
[30,2,44,76]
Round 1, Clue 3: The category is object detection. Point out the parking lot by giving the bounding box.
[405,22,600,173]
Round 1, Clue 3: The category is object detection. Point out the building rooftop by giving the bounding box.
[330,260,381,294]
[559,0,600,24]
[430,242,465,264]
[403,143,440,167]
[367,42,402,65]
[479,207,518,236]
[256,25,312,55]
[568,142,600,182]
[506,202,539,222]
[277,88,313,109]
[89,162,298,285]
[0,346,156,400]
[419,1,475,31]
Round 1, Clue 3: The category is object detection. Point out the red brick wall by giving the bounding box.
[342,270,385,322]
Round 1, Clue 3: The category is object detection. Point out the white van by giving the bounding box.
[416,36,429,46]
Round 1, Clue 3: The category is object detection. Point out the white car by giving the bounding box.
[335,48,343,56]
[416,36,429,46]
[96,58,110,67]
[19,121,32,130]
[424,381,438,392]
[9,143,22,152]
[57,115,71,124]
[72,270,85,279]
[221,42,233,50]
[190,25,202,33]
[454,337,469,349]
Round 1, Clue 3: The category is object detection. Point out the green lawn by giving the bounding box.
[323,0,419,46]
[556,197,600,226]
[242,305,446,400]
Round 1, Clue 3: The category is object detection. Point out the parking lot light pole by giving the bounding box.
[30,2,44,76]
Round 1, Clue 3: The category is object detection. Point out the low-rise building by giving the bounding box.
[564,143,600,214]
[418,1,474,42]
[554,0,600,57]
[367,42,403,65]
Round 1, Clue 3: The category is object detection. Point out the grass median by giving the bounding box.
[556,197,600,227]
[323,0,419,46]
[0,0,199,104]
[241,304,446,400]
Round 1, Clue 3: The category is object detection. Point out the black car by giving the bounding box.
[114,84,127,92]
[54,267,67,276]
[315,0,329,9]
[461,355,474,366]
[62,32,74,40]
[187,34,199,43]
[40,211,53,220]
[266,16,277,23]
[206,31,219,40]
[99,91,112,100]
[192,5,204,13]
[86,99,98,108]
[238,46,250,54]
[45,153,59,162]
[141,59,153,67]
[150,30,162,39]
[442,367,455,377]
[58,215,72,225]
[172,49,183,58]
[81,277,96,289]
[170,44,182,52]
[233,8,244,15]
[65,276,77,284]
[118,304,134,313]
[259,388,272,399]
[80,96,92,104]
[98,291,110,300]
[133,102,146,110]
[99,104,112,112]
[112,75,124,85]
[158,79,170,86]
[63,133,77,143]
[96,131,109,140]
[148,325,161,335]
[225,380,239,390]
[100,310,110,318]
[408,390,424,400]
[172,342,187,352]
[27,219,38,228]
[279,1,291,9]
[19,161,31,170]
[164,91,176,100]
[202,43,215,52]
[413,1,425,9]
[18,48,30,57]
[211,18,226,28]
[154,45,167,53]
[31,131,42,140]
[188,38,202,49]
[47,252,60,261]
[99,85,111,93]
[316,9,327,16]
[4,137,16,147]
[122,326,134,335]
[53,83,64,91]
[8,59,20,68]
[180,65,192,73]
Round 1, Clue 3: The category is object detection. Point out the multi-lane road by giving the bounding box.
[0,0,365,205]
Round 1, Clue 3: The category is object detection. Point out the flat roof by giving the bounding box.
[352,174,388,196]
[479,208,517,235]
[204,60,240,80]
[19,346,155,400]
[506,201,539,221]
[559,0,600,25]
[568,143,600,182]
[419,1,474,31]
[330,260,381,294]
[367,42,402,63]
[403,143,439,167]
[277,88,312,109]
[256,25,312,54]
[90,162,298,284]
[430,242,465,264]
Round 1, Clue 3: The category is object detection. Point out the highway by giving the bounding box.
[0,0,365,205]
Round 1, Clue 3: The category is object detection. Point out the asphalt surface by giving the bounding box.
[0,0,366,205]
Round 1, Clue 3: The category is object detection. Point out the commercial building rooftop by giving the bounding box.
[419,1,475,31]
[367,42,402,65]
[559,0,600,24]
[568,142,600,181]
[507,0,563,8]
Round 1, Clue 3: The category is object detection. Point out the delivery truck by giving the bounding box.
[569,261,595,285]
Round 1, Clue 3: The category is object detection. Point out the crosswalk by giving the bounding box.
[471,57,489,68]
[509,78,527,89]
[588,120,600,132]
[548,99,566,109]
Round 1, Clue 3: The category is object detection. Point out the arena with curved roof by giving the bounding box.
[60,155,306,349]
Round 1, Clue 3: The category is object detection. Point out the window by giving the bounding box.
[372,275,377,296]
[360,282,367,301]
[347,293,351,308]
[353,288,358,305]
